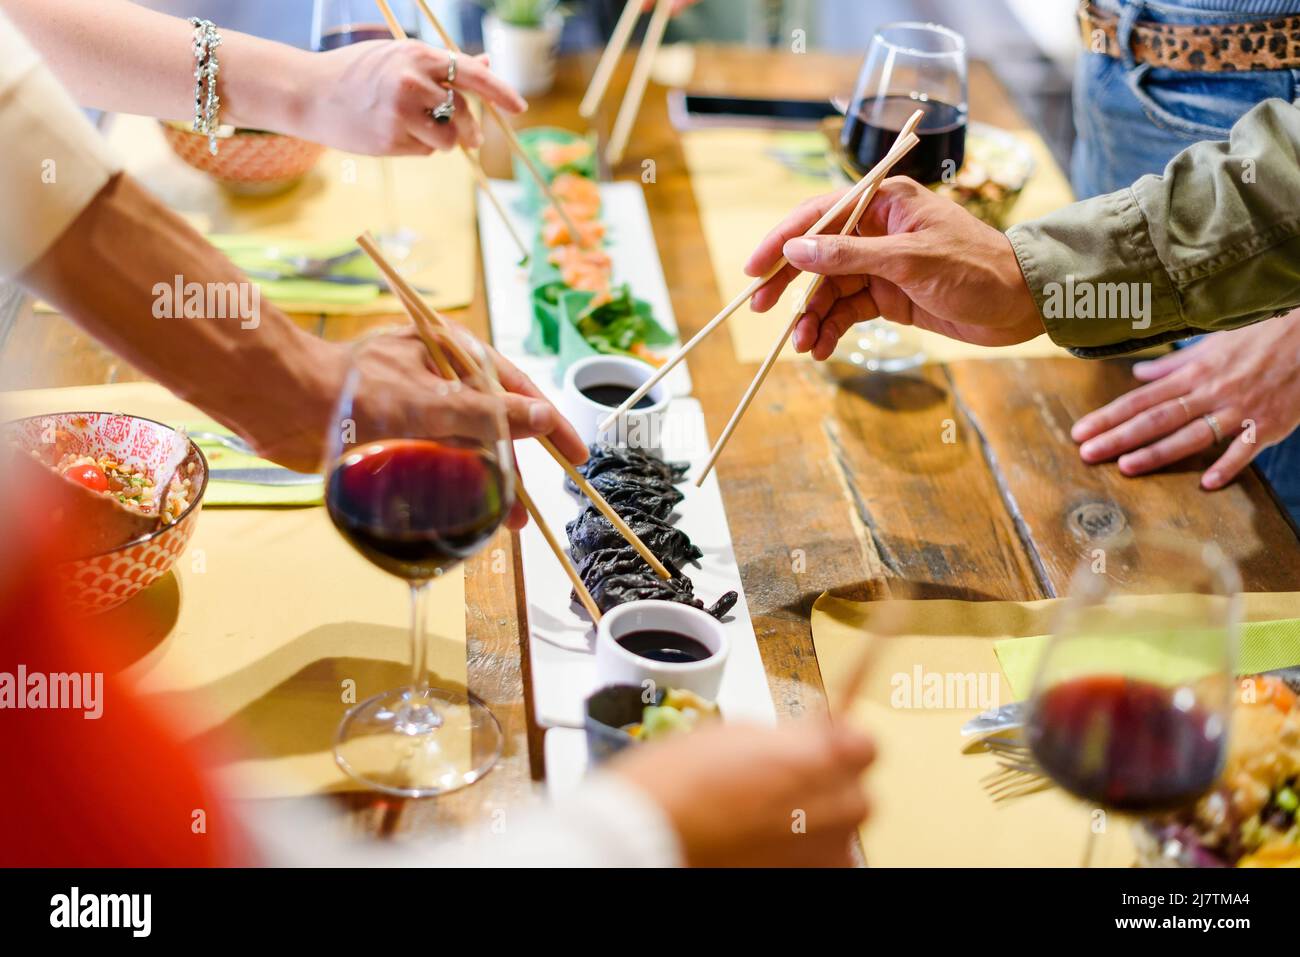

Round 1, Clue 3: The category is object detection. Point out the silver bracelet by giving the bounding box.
[188,17,222,155]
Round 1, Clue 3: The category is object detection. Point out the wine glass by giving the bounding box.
[325,329,514,796]
[834,22,968,374]
[312,0,425,266]
[1025,535,1240,863]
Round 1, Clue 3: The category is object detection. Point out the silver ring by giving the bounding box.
[1177,395,1192,421]
[429,86,456,124]
[1203,413,1225,443]
[445,51,457,86]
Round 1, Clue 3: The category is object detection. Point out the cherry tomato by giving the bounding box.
[61,462,109,493]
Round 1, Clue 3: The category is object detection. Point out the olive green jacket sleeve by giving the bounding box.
[1006,99,1300,358]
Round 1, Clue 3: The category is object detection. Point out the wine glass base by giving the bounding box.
[333,686,503,798]
[830,319,927,373]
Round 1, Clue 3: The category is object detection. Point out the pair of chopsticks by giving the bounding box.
[578,0,673,166]
[596,111,926,467]
[379,0,588,249]
[695,120,924,484]
[355,233,675,622]
[372,0,530,263]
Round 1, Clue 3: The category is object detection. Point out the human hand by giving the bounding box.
[262,328,584,530]
[1070,311,1300,490]
[610,719,875,867]
[300,40,526,156]
[744,177,1044,359]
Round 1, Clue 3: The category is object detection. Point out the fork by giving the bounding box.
[190,430,256,456]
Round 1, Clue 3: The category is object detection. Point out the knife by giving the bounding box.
[209,467,321,486]
[242,269,434,295]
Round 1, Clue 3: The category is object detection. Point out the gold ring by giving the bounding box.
[1177,395,1193,421]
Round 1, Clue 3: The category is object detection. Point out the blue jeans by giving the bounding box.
[1072,0,1300,526]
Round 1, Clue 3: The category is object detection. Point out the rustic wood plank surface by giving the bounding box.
[5,47,1298,850]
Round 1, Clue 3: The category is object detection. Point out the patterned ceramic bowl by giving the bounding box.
[159,121,325,196]
[6,412,208,616]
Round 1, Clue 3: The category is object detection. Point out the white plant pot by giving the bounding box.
[482,11,562,97]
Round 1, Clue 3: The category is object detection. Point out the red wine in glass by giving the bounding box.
[842,93,967,185]
[326,438,508,582]
[1027,675,1226,813]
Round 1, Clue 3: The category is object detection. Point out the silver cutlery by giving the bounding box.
[190,430,257,456]
[961,700,1026,737]
[209,467,321,486]
[242,268,435,295]
[263,246,363,278]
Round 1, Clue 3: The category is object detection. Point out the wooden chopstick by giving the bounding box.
[517,483,603,621]
[355,232,604,620]
[578,0,642,119]
[372,0,530,264]
[694,131,923,485]
[596,110,924,433]
[408,0,588,248]
[356,232,675,585]
[604,0,672,166]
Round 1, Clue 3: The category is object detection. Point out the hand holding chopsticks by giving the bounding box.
[597,110,926,434]
[403,0,588,248]
[357,234,675,617]
[371,0,530,264]
[695,123,923,484]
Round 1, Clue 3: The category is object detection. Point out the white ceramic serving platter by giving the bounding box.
[476,179,692,397]
[511,398,774,731]
[477,179,774,793]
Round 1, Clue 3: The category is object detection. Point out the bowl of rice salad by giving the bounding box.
[6,412,208,615]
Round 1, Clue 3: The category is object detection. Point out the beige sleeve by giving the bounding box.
[0,8,122,279]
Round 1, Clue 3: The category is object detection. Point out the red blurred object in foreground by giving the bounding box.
[0,485,248,867]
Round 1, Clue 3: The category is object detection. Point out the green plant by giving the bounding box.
[483,0,562,29]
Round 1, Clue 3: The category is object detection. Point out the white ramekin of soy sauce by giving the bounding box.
[594,599,729,701]
[559,355,670,452]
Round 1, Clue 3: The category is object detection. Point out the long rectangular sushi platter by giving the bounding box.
[478,178,775,797]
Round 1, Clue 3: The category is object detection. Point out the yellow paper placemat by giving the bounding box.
[92,113,476,315]
[681,126,1075,365]
[2,383,467,798]
[812,590,1300,867]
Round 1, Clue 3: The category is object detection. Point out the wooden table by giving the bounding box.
[8,47,1300,843]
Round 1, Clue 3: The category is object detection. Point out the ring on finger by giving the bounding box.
[445,51,457,86]
[1177,395,1193,422]
[429,86,456,124]
[1203,413,1225,444]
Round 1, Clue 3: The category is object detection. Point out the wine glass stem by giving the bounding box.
[408,580,431,694]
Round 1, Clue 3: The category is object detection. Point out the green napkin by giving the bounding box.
[995,618,1300,699]
[185,421,323,508]
[208,235,382,307]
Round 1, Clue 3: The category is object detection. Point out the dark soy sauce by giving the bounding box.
[617,629,713,664]
[579,383,655,410]
[841,93,967,185]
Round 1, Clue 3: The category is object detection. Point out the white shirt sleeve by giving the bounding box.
[0,8,121,279]
[426,774,684,868]
[243,773,684,869]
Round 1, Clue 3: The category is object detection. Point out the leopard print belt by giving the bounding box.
[1080,1,1300,72]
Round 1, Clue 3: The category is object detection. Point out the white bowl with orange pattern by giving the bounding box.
[7,412,208,616]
